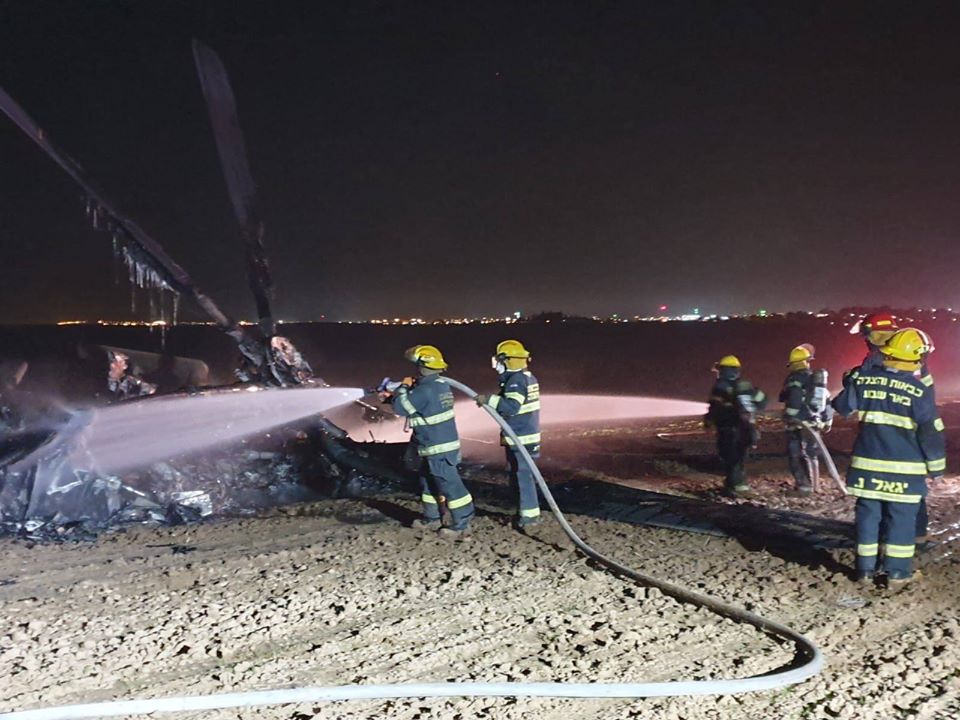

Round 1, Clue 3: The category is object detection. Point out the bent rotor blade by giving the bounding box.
[193,39,275,337]
[0,84,236,331]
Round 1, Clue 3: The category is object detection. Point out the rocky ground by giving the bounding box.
[2,411,960,720]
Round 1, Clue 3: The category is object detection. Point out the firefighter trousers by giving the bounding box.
[419,456,474,530]
[506,448,541,524]
[855,497,919,579]
[786,428,819,490]
[717,426,750,490]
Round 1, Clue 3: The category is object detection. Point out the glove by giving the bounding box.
[821,420,832,434]
[749,425,761,448]
[841,369,858,389]
[475,393,489,407]
[401,376,416,388]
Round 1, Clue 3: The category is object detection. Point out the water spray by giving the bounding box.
[7,386,365,477]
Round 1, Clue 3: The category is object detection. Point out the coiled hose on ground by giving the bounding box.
[0,378,823,719]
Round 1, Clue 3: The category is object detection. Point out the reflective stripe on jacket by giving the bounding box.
[779,369,813,427]
[487,369,541,452]
[833,366,945,503]
[391,374,461,459]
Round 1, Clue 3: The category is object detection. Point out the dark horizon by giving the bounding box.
[3,1,960,324]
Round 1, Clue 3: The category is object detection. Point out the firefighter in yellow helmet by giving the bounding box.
[845,315,935,545]
[704,355,767,495]
[476,340,542,529]
[779,344,833,496]
[381,345,474,537]
[832,328,945,586]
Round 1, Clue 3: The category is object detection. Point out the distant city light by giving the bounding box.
[52,307,960,328]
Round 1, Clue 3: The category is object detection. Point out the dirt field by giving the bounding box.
[3,409,960,720]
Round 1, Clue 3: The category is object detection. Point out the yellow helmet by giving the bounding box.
[404,344,448,370]
[495,339,531,360]
[715,355,741,369]
[880,328,934,362]
[788,343,815,365]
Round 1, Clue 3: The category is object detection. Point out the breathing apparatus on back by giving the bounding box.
[810,368,830,416]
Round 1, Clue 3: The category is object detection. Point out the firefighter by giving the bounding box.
[849,315,934,545]
[384,345,474,537]
[476,340,542,529]
[849,312,899,372]
[704,356,767,495]
[832,328,945,586]
[779,344,833,495]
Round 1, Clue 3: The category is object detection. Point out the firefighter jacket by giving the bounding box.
[780,369,814,428]
[779,369,832,429]
[391,374,461,460]
[485,369,541,453]
[832,365,945,503]
[706,369,767,430]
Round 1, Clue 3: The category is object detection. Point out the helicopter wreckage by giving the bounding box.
[0,41,410,540]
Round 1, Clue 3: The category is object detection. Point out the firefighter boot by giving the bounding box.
[438,526,472,541]
[788,458,814,497]
[887,569,923,590]
[411,519,441,530]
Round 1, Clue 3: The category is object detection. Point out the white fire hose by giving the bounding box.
[801,421,846,493]
[0,377,823,719]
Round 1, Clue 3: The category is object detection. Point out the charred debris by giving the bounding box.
[0,43,408,541]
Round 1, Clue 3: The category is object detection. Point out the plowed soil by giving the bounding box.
[3,411,960,720]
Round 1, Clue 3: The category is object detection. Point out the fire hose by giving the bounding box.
[0,377,823,719]
[801,421,846,493]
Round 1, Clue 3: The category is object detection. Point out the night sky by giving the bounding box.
[2,1,960,323]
